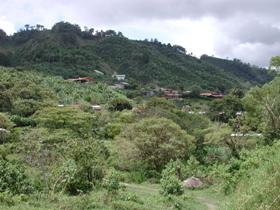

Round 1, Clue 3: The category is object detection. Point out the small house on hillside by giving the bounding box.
[67,77,94,83]
[200,92,224,98]
[115,75,126,81]
[163,89,182,100]
[92,105,102,111]
[110,82,130,89]
[93,70,104,75]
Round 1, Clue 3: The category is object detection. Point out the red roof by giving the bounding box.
[200,92,224,98]
[67,77,94,82]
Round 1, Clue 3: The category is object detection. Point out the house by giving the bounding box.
[0,128,9,133]
[92,105,102,111]
[163,89,182,99]
[110,82,130,89]
[93,70,104,75]
[115,75,126,81]
[67,77,94,83]
[236,111,243,116]
[200,92,224,98]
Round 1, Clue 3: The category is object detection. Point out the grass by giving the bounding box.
[0,183,224,210]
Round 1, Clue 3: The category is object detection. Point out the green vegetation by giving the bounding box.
[0,24,280,209]
[0,22,273,92]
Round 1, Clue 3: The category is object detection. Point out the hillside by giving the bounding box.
[0,22,273,92]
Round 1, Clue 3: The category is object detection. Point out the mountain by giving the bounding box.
[0,22,273,92]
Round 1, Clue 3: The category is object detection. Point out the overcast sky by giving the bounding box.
[1,0,280,66]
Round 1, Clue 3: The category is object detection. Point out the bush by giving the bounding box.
[104,123,122,139]
[108,98,133,111]
[160,160,184,196]
[0,113,13,129]
[224,143,280,209]
[10,115,36,127]
[12,99,40,117]
[52,139,108,195]
[103,171,120,193]
[0,159,34,195]
[0,113,14,144]
[160,174,183,196]
[116,117,194,172]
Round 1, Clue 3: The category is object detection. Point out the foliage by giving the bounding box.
[0,113,14,144]
[102,171,120,193]
[224,143,280,209]
[0,23,273,92]
[115,117,195,172]
[52,138,108,195]
[243,76,280,140]
[0,159,34,195]
[108,98,133,111]
[209,95,243,123]
[160,160,184,196]
[270,56,280,71]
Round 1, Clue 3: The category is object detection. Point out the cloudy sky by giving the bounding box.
[1,0,280,66]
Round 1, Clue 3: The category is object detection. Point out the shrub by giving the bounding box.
[0,159,34,195]
[103,171,120,193]
[160,160,184,196]
[108,98,133,111]
[0,113,13,129]
[0,113,14,144]
[52,139,108,195]
[10,115,37,127]
[160,174,183,196]
[116,117,194,172]
[104,123,122,139]
[12,99,40,117]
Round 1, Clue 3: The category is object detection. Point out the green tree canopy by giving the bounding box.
[115,117,195,172]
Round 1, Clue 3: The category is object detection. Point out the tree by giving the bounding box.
[160,160,184,196]
[0,29,7,41]
[209,95,243,123]
[115,117,194,172]
[0,158,34,195]
[24,24,30,31]
[12,99,40,117]
[270,56,280,72]
[108,98,132,112]
[52,138,108,195]
[0,92,13,112]
[243,77,280,140]
[35,107,95,137]
[0,113,14,144]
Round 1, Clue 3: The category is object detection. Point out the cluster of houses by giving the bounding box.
[159,88,224,100]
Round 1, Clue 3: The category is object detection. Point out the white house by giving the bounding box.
[115,75,126,81]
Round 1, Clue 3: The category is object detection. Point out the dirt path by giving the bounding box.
[122,182,220,210]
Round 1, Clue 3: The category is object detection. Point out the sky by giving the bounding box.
[1,0,280,66]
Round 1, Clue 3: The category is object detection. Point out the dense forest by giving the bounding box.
[0,22,273,92]
[0,22,280,210]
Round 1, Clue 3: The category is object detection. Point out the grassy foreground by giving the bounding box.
[1,183,224,210]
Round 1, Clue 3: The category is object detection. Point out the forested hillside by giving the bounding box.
[0,22,273,92]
